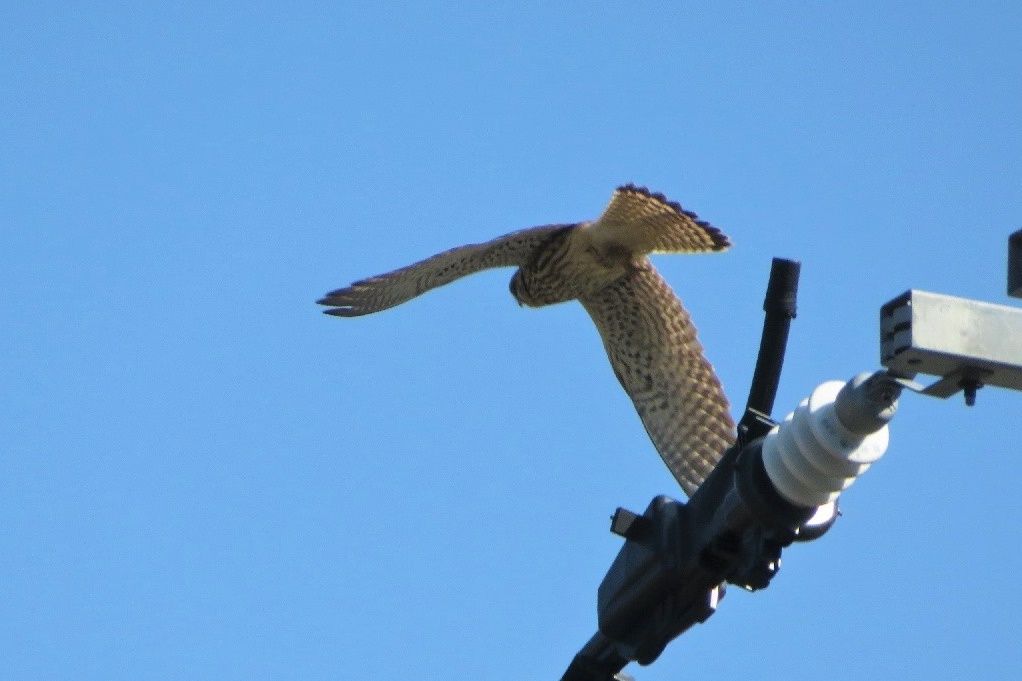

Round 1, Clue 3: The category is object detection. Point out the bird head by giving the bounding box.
[508,270,526,306]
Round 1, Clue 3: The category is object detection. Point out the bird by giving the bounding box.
[317,184,736,497]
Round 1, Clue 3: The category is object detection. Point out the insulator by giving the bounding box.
[761,380,889,507]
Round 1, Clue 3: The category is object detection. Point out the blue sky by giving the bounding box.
[2,3,1020,680]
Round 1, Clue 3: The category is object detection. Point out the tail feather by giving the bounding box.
[589,184,730,256]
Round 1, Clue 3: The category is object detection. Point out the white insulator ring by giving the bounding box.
[761,381,889,507]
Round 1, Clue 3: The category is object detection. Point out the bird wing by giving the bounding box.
[580,261,735,496]
[589,184,730,255]
[318,224,571,316]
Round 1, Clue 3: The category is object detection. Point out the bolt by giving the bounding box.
[960,378,982,407]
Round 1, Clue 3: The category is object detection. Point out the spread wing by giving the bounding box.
[318,224,570,316]
[589,184,730,255]
[580,261,735,496]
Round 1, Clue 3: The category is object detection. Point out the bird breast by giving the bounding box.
[510,226,633,307]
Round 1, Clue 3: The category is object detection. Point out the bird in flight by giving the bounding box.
[318,185,735,496]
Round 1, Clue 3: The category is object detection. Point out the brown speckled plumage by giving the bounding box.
[579,262,734,495]
[318,185,736,496]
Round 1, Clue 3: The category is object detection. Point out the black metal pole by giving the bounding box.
[561,633,629,681]
[1009,229,1021,298]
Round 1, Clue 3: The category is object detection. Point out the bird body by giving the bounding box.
[319,185,736,496]
[509,226,627,307]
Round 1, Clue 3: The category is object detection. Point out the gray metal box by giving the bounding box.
[881,290,1022,397]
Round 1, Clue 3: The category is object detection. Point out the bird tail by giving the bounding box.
[592,184,730,255]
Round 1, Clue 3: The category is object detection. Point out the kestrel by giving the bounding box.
[318,185,736,496]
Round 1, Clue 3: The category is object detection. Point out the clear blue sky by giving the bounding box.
[3,3,1020,680]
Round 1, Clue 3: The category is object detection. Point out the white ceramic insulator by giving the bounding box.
[761,380,889,507]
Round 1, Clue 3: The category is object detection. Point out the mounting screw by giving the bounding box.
[960,378,983,406]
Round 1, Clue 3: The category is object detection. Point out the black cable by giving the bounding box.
[740,258,801,437]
